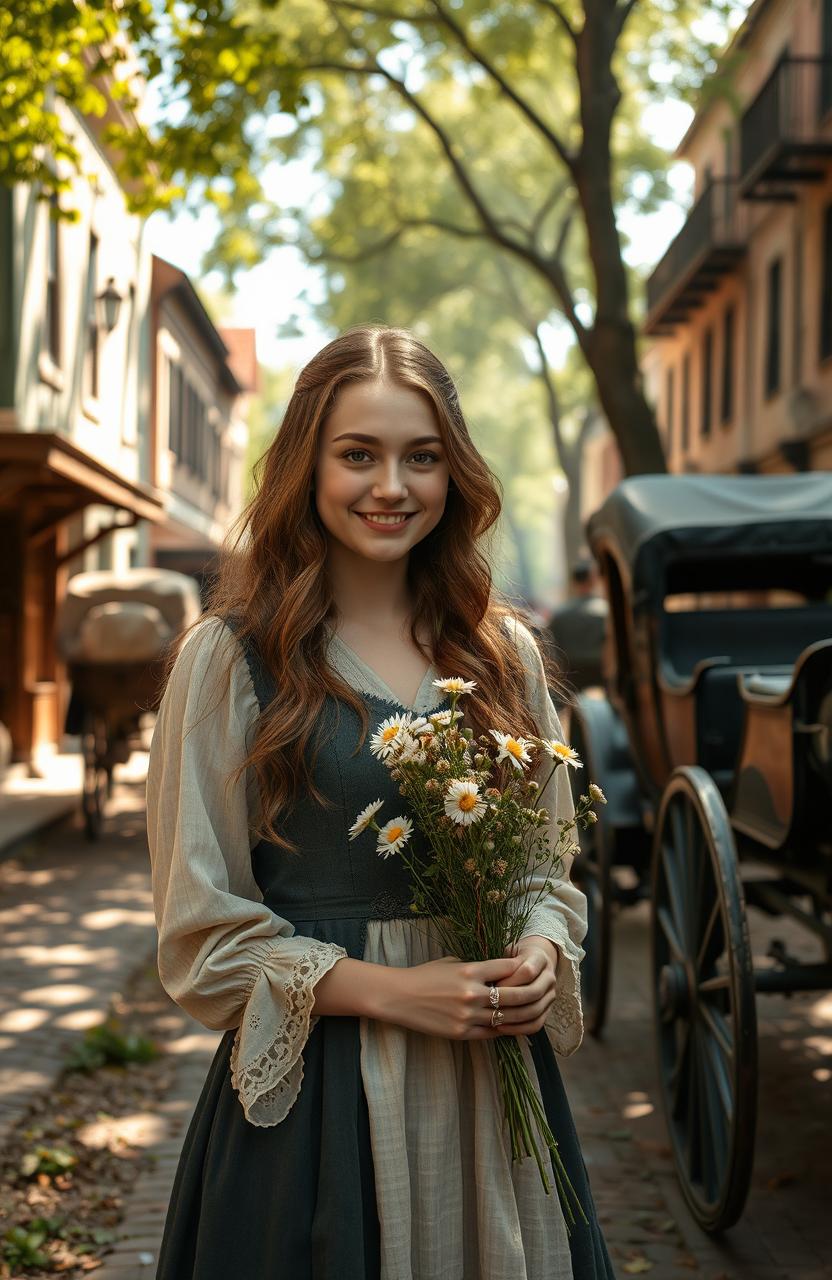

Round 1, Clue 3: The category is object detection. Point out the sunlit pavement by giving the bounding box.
[1,763,830,1279]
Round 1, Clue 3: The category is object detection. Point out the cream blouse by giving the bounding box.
[146,615,588,1280]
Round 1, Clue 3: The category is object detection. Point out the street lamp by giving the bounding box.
[95,277,123,333]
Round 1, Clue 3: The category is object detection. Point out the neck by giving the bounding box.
[326,540,413,629]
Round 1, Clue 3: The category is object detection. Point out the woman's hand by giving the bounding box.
[376,954,528,1040]
[492,935,560,1037]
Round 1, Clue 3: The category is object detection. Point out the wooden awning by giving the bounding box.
[0,432,165,548]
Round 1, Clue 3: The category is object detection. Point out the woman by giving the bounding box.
[146,325,616,1279]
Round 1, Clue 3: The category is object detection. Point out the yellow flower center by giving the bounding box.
[553,742,572,759]
[387,825,404,842]
[506,738,523,759]
[383,726,399,741]
[458,793,476,811]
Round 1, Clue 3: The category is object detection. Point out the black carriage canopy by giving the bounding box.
[586,473,832,602]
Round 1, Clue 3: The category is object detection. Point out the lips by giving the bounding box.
[353,511,417,529]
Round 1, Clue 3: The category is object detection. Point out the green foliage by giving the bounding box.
[19,1143,77,1178]
[63,1016,159,1073]
[2,1222,51,1271]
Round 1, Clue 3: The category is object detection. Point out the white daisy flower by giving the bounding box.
[432,676,478,695]
[429,709,464,728]
[489,729,533,771]
[370,714,411,759]
[403,714,431,736]
[539,739,582,769]
[376,815,413,858]
[348,799,384,841]
[398,733,427,765]
[443,779,487,825]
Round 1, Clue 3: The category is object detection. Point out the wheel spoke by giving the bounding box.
[669,1019,691,1118]
[693,1022,726,1203]
[657,905,685,964]
[696,897,721,972]
[699,974,730,994]
[698,1010,734,1120]
[698,998,734,1063]
[661,812,689,950]
[684,1025,701,1183]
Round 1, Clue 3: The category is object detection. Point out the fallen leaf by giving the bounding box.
[622,1258,653,1274]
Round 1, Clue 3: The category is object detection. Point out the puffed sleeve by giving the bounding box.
[504,616,588,1057]
[146,615,348,1125]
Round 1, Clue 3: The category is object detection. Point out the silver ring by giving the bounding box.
[488,985,500,1009]
[490,1008,504,1027]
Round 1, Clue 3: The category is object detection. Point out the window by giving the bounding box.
[45,194,60,364]
[701,326,714,438]
[765,255,782,397]
[83,234,100,400]
[665,366,675,454]
[721,304,735,424]
[681,352,690,453]
[168,361,183,458]
[821,203,832,361]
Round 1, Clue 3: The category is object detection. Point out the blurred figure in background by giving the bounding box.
[545,558,608,710]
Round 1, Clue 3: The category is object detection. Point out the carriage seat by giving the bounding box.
[658,603,832,687]
[740,672,792,699]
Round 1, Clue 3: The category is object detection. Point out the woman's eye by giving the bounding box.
[342,449,440,465]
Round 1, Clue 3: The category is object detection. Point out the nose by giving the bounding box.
[371,465,408,501]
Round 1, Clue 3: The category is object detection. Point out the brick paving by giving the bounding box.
[1,766,830,1279]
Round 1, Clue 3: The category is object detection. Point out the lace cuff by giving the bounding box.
[521,910,585,1057]
[229,937,349,1126]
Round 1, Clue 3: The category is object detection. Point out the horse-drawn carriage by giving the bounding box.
[567,473,832,1232]
[57,568,201,839]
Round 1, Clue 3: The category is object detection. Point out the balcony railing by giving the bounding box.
[740,55,832,198]
[644,179,749,336]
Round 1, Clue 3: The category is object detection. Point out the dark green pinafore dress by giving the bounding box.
[155,632,616,1280]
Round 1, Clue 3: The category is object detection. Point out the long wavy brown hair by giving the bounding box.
[169,324,562,852]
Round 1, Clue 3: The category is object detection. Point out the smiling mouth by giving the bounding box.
[353,511,417,526]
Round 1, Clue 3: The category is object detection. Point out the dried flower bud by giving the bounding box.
[589,782,607,805]
[436,760,450,773]
[486,888,506,903]
[493,858,508,877]
[484,838,495,852]
[512,834,522,844]
[463,857,477,872]
[425,778,440,792]
[485,788,501,800]
[527,780,539,792]
[586,809,598,824]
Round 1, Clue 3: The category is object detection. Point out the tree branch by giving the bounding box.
[614,0,639,39]
[331,0,435,25]
[426,0,576,173]
[319,0,545,271]
[534,0,579,45]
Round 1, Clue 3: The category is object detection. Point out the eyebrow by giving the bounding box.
[331,433,444,446]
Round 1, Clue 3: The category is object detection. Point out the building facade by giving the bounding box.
[0,108,256,767]
[642,0,832,476]
[147,257,255,597]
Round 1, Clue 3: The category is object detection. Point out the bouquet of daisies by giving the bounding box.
[348,674,606,1229]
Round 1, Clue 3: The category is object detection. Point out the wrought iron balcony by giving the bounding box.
[643,179,749,337]
[740,55,832,200]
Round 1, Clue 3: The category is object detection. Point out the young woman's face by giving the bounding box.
[314,379,451,563]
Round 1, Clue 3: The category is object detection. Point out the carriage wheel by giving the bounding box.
[651,767,757,1233]
[81,713,109,841]
[568,713,612,1037]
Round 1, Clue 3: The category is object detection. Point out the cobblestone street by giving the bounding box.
[1,769,830,1280]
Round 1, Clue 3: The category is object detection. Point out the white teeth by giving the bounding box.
[361,513,409,525]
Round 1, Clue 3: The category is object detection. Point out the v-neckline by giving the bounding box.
[326,628,438,712]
